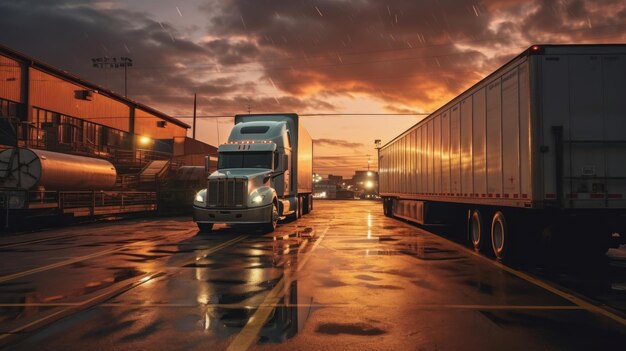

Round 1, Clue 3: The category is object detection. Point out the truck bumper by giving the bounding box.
[193,204,272,224]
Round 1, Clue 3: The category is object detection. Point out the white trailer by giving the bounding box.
[379,45,626,261]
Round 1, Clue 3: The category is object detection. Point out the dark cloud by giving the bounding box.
[204,39,261,66]
[0,0,331,116]
[314,138,364,148]
[201,0,624,110]
[0,0,623,175]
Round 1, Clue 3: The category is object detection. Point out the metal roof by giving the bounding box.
[0,43,190,129]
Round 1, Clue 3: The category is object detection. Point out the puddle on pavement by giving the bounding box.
[360,283,404,290]
[172,227,318,344]
[315,322,387,336]
[116,252,169,263]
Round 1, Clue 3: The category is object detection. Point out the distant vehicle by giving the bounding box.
[193,113,313,232]
[379,44,626,262]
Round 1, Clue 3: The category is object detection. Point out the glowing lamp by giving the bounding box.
[139,136,152,146]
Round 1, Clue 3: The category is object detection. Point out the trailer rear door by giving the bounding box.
[541,52,626,208]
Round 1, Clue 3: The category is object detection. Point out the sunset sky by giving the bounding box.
[1,0,624,176]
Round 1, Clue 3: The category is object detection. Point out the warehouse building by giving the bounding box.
[0,44,214,167]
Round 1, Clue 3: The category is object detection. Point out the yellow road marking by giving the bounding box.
[0,246,126,283]
[0,233,247,345]
[0,226,203,284]
[397,220,626,327]
[169,234,248,267]
[226,226,329,351]
[0,271,162,343]
[0,235,77,249]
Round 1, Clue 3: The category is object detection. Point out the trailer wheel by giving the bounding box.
[491,211,509,262]
[382,199,386,216]
[383,198,393,217]
[197,223,213,233]
[302,194,311,215]
[263,202,279,233]
[470,210,490,253]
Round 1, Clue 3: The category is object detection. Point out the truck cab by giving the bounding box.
[193,114,313,232]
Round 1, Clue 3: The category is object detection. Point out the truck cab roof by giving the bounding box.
[227,121,291,149]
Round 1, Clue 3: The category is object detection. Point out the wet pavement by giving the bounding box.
[0,200,625,350]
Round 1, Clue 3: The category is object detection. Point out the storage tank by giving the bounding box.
[0,148,117,191]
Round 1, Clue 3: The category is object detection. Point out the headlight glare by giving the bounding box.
[252,195,264,204]
[195,192,205,203]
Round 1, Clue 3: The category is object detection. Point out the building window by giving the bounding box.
[0,98,18,117]
[0,98,19,147]
[30,107,131,155]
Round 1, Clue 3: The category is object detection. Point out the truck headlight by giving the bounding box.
[194,189,206,204]
[252,195,264,204]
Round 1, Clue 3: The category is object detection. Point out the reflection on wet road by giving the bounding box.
[0,201,625,350]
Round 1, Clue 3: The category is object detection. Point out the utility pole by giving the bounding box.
[91,56,133,97]
[192,93,197,140]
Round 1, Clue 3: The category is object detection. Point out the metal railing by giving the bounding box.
[22,190,157,212]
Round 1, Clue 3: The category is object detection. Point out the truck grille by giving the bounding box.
[207,178,247,207]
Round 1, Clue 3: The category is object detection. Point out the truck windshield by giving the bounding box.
[218,152,273,169]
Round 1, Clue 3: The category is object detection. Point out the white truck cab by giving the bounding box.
[193,114,313,232]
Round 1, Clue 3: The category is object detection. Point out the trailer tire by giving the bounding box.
[302,194,311,215]
[469,209,490,254]
[197,223,213,233]
[383,198,393,217]
[263,202,279,233]
[491,211,512,262]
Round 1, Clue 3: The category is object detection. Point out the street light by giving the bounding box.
[91,56,133,97]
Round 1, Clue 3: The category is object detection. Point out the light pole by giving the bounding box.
[91,56,133,97]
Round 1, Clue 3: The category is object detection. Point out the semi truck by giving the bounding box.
[379,44,626,262]
[193,113,313,232]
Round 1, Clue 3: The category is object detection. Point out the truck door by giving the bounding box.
[544,54,626,209]
[283,153,290,196]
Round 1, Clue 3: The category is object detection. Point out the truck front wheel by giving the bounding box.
[197,223,214,233]
[263,202,279,233]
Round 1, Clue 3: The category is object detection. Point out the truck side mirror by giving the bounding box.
[204,155,210,174]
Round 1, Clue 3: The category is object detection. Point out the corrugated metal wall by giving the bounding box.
[0,54,21,103]
[134,108,186,139]
[29,68,131,132]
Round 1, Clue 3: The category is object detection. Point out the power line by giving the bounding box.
[172,113,430,118]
